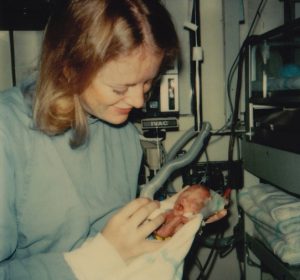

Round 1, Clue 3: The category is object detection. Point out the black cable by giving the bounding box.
[188,0,203,132]
[194,256,204,273]
[201,248,219,280]
[226,0,267,117]
[245,245,261,269]
[227,0,268,188]
[9,30,16,86]
[226,0,266,161]
[228,40,247,165]
[196,233,221,280]
[194,0,203,131]
[238,261,245,280]
[183,2,268,279]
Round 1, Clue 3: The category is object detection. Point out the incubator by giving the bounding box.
[244,18,300,195]
[242,18,300,279]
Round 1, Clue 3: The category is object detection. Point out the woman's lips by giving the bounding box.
[115,107,132,114]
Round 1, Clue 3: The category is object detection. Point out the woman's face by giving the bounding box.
[79,47,163,124]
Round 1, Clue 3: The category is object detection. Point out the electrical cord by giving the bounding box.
[245,246,261,269]
[182,1,268,279]
[187,0,203,131]
[196,233,222,280]
[182,2,267,276]
[227,0,268,197]
[227,0,267,159]
[226,0,268,117]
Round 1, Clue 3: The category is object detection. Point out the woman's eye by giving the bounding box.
[113,88,127,95]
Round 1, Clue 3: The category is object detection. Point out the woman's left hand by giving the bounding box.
[205,209,227,224]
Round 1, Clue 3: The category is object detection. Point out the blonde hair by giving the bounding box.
[33,0,179,148]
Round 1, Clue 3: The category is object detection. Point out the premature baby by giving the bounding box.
[154,184,211,238]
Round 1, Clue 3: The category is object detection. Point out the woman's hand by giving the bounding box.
[205,208,227,224]
[102,198,166,262]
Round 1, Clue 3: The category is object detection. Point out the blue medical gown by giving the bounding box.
[0,87,143,279]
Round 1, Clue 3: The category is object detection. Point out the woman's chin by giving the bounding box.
[103,115,129,125]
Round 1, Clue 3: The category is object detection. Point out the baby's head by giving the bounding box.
[172,184,211,216]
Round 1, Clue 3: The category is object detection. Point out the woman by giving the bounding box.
[0,0,225,279]
[0,0,179,279]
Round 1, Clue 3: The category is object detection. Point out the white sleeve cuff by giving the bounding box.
[64,233,127,280]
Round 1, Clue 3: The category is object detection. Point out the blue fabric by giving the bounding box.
[0,86,143,279]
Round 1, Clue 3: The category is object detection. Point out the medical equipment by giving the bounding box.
[139,122,211,199]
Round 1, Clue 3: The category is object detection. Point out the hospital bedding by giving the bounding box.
[239,183,300,265]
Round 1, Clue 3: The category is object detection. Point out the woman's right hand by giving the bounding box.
[102,198,166,262]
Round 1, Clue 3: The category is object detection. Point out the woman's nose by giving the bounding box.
[125,85,145,109]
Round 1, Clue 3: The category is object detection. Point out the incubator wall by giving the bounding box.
[242,17,300,280]
[245,18,300,154]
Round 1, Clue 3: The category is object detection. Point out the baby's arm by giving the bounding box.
[154,211,189,238]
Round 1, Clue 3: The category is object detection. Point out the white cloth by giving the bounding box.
[238,183,300,234]
[64,193,203,280]
[239,183,300,265]
[63,185,230,279]
[255,223,300,265]
[109,214,202,280]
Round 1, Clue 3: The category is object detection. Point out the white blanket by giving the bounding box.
[65,186,227,280]
[255,223,300,265]
[65,193,203,280]
[239,183,300,234]
[108,214,203,280]
[238,183,300,265]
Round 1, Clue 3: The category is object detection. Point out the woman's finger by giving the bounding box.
[139,213,165,237]
[205,209,227,224]
[114,198,151,221]
[130,200,160,227]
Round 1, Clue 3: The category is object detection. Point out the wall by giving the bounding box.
[0,31,43,90]
[0,32,12,89]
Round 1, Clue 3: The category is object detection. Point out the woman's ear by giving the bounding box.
[63,66,71,82]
